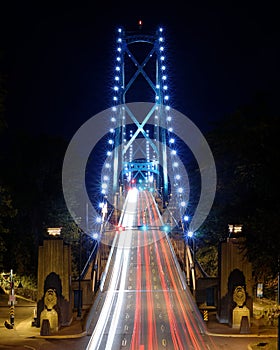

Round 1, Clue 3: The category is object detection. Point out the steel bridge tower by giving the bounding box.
[110,23,172,204]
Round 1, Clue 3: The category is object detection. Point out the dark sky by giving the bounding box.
[1,1,279,140]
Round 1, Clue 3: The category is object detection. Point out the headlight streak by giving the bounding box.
[87,189,138,350]
[87,190,218,349]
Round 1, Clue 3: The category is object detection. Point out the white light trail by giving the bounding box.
[86,189,138,350]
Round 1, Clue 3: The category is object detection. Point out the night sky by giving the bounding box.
[1,1,279,140]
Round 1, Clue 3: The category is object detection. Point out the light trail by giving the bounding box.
[143,201,158,350]
[86,189,137,350]
[129,232,142,350]
[105,233,131,350]
[146,189,212,349]
[87,189,218,350]
[105,189,137,349]
[142,190,182,349]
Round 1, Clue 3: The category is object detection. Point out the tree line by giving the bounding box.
[196,91,280,295]
[0,64,279,297]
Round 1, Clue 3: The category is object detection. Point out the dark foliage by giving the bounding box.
[197,91,280,280]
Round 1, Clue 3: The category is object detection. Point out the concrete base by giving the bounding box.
[232,305,250,329]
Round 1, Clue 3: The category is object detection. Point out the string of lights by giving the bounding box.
[93,23,192,235]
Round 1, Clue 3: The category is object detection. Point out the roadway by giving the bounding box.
[86,188,219,350]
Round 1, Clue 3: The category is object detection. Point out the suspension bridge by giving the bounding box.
[63,23,217,350]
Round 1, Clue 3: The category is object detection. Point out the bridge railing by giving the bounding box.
[80,207,115,280]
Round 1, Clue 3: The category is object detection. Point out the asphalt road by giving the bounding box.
[86,189,259,350]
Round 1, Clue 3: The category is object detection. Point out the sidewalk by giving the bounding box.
[206,311,278,337]
[11,310,87,339]
[206,311,278,350]
[22,309,87,339]
[0,293,86,339]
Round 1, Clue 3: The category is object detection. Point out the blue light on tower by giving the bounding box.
[187,231,194,238]
[104,24,190,222]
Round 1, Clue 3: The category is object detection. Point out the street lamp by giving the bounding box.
[187,230,196,296]
[77,225,83,319]
[278,257,280,350]
[187,230,195,262]
[8,269,15,327]
[181,215,190,278]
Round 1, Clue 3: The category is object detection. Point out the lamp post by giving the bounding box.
[187,230,196,296]
[77,226,82,319]
[182,215,189,271]
[277,257,280,350]
[187,230,195,263]
[9,269,15,326]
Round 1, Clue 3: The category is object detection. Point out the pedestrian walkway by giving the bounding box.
[206,311,277,337]
[20,309,87,339]
[0,293,86,339]
[206,311,278,350]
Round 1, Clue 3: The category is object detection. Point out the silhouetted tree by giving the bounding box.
[197,91,280,282]
[0,62,18,270]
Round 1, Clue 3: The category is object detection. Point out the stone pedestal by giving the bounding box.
[40,309,58,333]
[232,306,250,329]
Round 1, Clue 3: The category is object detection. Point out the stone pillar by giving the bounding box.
[36,238,72,328]
[217,231,253,326]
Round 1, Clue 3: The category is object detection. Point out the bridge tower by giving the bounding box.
[110,23,171,204]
